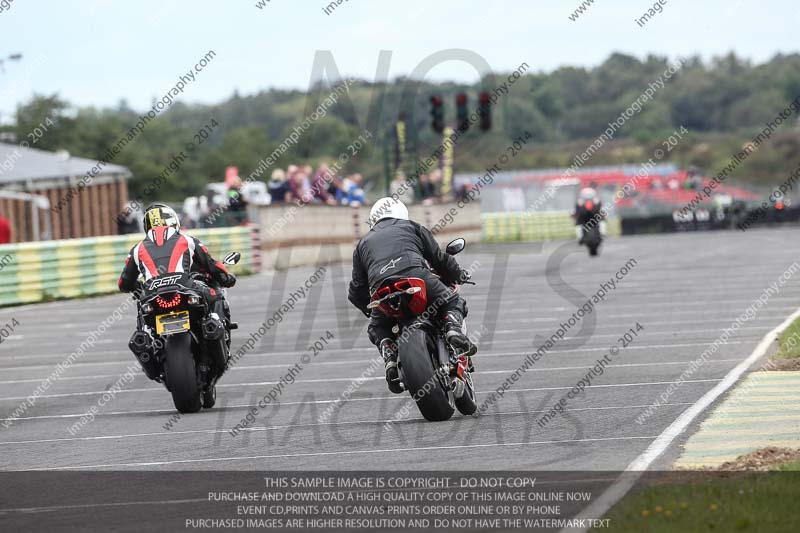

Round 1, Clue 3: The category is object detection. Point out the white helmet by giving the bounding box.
[578,187,598,202]
[369,197,409,227]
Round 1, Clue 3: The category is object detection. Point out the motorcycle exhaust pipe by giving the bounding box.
[129,330,153,356]
[451,378,465,399]
[129,331,161,380]
[202,316,224,340]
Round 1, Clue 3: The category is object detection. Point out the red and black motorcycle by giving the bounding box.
[129,252,241,413]
[367,238,476,421]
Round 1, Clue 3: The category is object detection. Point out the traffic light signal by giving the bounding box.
[429,95,444,133]
[478,92,491,131]
[456,92,469,132]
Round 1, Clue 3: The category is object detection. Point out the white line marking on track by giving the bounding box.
[0,404,695,447]
[4,339,741,370]
[3,318,779,364]
[0,375,724,403]
[33,435,660,470]
[0,358,742,386]
[0,374,124,385]
[0,380,717,422]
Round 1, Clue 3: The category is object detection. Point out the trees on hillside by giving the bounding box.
[3,52,798,199]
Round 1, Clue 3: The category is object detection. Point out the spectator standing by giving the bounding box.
[328,174,343,200]
[417,173,436,204]
[455,183,471,203]
[389,171,414,204]
[289,165,312,203]
[227,175,248,225]
[338,173,366,206]
[429,169,443,202]
[268,169,290,204]
[312,163,337,205]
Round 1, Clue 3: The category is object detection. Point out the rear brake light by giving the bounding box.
[584,201,594,210]
[155,294,182,309]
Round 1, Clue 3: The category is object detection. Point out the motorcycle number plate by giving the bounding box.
[155,311,190,336]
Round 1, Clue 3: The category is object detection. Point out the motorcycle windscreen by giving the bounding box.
[155,311,190,335]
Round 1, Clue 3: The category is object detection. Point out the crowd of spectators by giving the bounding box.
[389,168,474,205]
[267,163,472,208]
[171,162,470,232]
[268,163,366,207]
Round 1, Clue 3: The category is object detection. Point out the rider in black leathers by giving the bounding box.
[348,198,476,393]
[572,186,604,243]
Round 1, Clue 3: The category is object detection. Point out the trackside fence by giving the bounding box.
[0,226,259,306]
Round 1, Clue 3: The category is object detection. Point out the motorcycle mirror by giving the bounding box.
[223,252,241,265]
[445,238,466,256]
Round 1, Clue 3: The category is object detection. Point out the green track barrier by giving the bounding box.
[482,212,621,243]
[0,227,256,306]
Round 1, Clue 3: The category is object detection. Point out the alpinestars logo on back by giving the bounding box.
[380,257,403,275]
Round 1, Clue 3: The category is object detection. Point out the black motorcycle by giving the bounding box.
[367,238,476,422]
[129,252,240,413]
[576,200,603,256]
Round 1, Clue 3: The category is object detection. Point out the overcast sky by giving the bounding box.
[0,0,796,120]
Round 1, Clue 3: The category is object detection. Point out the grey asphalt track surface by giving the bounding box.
[1,228,798,475]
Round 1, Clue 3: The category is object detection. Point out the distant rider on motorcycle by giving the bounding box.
[572,186,606,243]
[117,204,236,377]
[348,197,476,393]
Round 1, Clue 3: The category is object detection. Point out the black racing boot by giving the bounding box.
[379,339,403,394]
[444,312,477,356]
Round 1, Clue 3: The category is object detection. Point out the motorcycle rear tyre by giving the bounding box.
[399,328,455,422]
[164,333,202,414]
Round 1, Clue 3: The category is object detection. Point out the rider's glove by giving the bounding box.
[456,269,472,284]
[223,274,237,288]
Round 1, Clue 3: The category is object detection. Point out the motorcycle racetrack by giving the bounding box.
[1,228,797,474]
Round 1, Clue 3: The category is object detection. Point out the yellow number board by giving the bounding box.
[155,311,190,335]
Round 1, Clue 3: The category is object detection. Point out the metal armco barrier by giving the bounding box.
[0,226,259,306]
[482,212,621,242]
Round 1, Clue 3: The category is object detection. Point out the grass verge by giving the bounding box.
[595,460,800,532]
[775,316,800,359]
